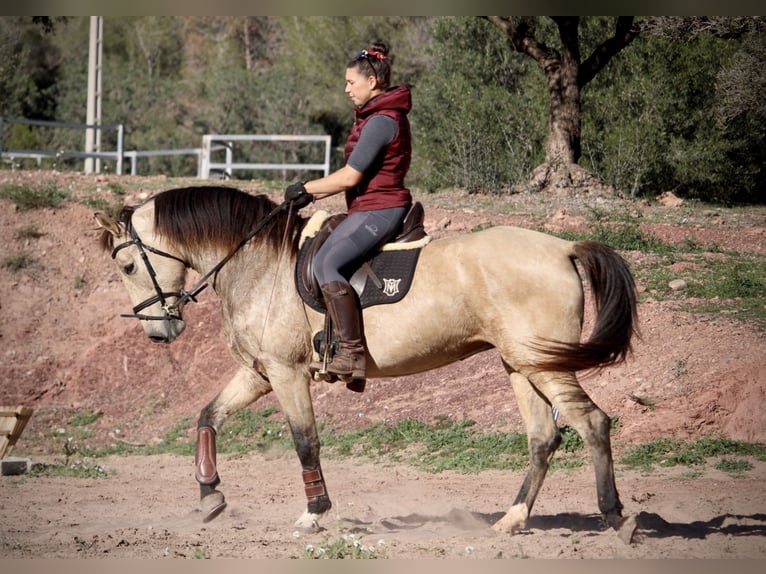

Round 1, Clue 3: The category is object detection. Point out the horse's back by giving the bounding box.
[362,225,584,375]
[418,225,577,284]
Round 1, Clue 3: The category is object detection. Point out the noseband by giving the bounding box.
[112,200,293,323]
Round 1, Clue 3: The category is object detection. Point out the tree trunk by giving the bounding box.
[243,18,254,72]
[485,16,640,194]
[545,45,581,166]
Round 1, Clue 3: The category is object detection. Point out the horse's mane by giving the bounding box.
[100,186,304,256]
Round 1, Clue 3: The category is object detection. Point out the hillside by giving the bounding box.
[1,170,764,451]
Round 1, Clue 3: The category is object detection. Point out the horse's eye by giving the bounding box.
[122,262,136,275]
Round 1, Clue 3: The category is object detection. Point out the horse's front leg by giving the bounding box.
[195,366,272,522]
[269,365,330,533]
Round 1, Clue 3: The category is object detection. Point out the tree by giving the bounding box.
[637,16,766,202]
[484,16,642,193]
[640,16,766,40]
[411,17,546,193]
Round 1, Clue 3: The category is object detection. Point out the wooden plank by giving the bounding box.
[0,406,34,459]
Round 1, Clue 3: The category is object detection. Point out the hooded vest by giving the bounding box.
[343,85,413,214]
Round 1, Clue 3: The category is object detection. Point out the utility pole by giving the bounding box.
[84,16,103,174]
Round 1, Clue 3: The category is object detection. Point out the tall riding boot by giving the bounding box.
[316,280,366,392]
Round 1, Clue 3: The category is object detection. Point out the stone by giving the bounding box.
[1,456,31,476]
[668,279,688,291]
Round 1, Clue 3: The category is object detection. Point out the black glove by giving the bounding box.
[284,182,313,209]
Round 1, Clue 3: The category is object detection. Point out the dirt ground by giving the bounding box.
[1,170,765,559]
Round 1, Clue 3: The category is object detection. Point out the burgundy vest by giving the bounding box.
[343,85,413,214]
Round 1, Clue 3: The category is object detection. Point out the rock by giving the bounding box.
[668,279,688,291]
[656,191,683,207]
[1,456,31,476]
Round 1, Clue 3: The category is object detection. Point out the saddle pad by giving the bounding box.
[354,248,422,309]
[295,212,426,313]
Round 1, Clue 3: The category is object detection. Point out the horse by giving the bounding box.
[94,185,638,540]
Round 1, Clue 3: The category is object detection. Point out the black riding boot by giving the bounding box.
[310,280,366,392]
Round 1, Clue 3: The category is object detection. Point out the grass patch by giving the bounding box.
[0,181,69,210]
[80,195,123,218]
[107,182,127,196]
[553,221,674,257]
[19,408,765,482]
[302,533,384,559]
[14,224,45,240]
[82,408,293,459]
[621,434,766,471]
[637,253,766,327]
[29,458,109,479]
[2,252,36,271]
[69,409,103,427]
[714,458,753,476]
[216,407,293,454]
[319,416,531,473]
[553,210,766,327]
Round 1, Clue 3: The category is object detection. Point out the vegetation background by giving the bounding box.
[1,15,764,203]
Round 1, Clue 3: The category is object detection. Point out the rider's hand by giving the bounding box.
[284,182,313,210]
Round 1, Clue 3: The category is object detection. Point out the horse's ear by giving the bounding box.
[94,211,123,237]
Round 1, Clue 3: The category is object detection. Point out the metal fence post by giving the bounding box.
[116,124,124,175]
[200,135,211,179]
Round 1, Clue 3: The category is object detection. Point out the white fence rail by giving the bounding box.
[1,117,331,180]
[0,117,125,174]
[200,134,332,179]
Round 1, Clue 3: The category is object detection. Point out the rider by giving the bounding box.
[284,41,413,392]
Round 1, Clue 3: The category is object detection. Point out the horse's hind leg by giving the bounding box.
[533,371,635,540]
[493,370,561,532]
[196,366,272,522]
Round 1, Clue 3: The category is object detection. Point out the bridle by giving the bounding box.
[111,223,194,321]
[112,200,292,323]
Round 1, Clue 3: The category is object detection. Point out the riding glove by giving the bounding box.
[284,182,313,209]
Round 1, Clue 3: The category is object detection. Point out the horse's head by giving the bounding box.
[95,202,188,343]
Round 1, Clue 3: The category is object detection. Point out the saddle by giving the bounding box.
[295,202,431,314]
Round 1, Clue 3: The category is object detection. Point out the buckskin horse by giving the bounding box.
[94,185,638,540]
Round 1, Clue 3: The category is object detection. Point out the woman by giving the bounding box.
[284,41,413,392]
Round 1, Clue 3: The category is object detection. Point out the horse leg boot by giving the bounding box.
[320,280,366,392]
[195,426,227,522]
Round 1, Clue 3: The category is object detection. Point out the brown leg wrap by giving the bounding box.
[195,426,219,486]
[302,467,327,501]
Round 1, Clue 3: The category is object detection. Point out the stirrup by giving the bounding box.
[310,362,335,382]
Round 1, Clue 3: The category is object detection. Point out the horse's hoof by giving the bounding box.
[610,514,637,545]
[492,503,528,533]
[294,510,323,533]
[201,490,227,523]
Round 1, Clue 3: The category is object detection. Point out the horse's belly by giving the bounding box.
[364,326,492,377]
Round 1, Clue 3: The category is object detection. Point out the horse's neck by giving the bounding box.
[198,247,307,358]
[191,245,296,312]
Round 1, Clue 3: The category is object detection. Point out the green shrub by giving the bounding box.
[0,182,69,210]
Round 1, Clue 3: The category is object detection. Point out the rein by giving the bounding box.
[113,200,291,322]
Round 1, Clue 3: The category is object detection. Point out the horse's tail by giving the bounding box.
[528,240,639,373]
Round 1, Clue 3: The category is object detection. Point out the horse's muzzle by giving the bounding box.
[144,318,186,343]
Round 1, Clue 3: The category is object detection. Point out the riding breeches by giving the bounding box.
[313,207,408,286]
